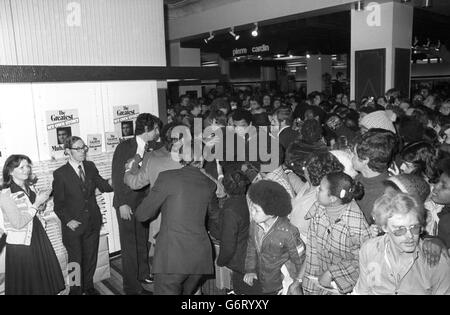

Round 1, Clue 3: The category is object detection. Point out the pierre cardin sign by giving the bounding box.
[232,44,270,57]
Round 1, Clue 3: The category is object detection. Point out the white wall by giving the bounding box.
[0,0,166,66]
[0,81,159,165]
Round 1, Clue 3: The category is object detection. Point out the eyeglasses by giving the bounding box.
[392,224,422,237]
[70,145,89,152]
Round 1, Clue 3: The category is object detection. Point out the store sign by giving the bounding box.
[232,44,270,57]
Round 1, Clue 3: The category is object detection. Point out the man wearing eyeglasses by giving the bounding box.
[353,192,450,295]
[53,136,113,295]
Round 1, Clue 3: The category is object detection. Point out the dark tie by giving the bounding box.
[78,165,86,183]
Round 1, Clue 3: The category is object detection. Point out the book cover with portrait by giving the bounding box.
[113,105,140,141]
[46,109,80,160]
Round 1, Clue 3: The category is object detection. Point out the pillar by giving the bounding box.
[350,1,413,100]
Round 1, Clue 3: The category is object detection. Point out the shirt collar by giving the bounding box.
[136,136,146,157]
[69,160,84,173]
[257,217,279,234]
[278,126,290,137]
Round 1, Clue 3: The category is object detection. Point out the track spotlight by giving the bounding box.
[229,27,240,40]
[422,0,432,8]
[354,1,364,11]
[204,31,214,44]
[400,0,411,3]
[251,23,259,37]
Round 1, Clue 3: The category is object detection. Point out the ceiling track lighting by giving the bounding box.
[354,1,364,11]
[203,31,214,44]
[400,0,411,3]
[422,0,432,8]
[229,27,240,40]
[251,22,259,37]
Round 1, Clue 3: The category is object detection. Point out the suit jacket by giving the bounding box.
[53,161,113,233]
[135,166,216,275]
[216,195,250,274]
[124,147,182,190]
[112,138,148,210]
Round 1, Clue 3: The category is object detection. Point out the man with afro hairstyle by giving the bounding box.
[244,180,305,295]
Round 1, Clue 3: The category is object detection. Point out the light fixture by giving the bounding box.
[401,0,411,3]
[251,23,259,37]
[204,31,214,44]
[354,1,364,11]
[229,27,240,40]
[422,0,432,8]
[306,53,311,59]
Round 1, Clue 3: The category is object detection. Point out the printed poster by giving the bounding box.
[46,109,80,159]
[113,105,140,141]
[87,134,102,155]
[105,132,120,152]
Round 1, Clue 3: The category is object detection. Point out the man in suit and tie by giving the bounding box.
[53,136,113,295]
[111,113,161,295]
[135,140,218,295]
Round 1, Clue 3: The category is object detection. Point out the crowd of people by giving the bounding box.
[1,82,450,295]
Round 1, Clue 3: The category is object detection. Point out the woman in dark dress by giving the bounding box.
[0,155,65,295]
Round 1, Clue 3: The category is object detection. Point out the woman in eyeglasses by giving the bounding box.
[353,192,450,295]
[0,154,65,295]
[52,136,113,295]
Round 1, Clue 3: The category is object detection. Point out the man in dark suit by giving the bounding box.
[271,107,300,164]
[53,136,113,295]
[111,113,161,295]
[135,141,217,295]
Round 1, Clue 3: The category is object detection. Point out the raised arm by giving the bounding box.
[124,152,152,190]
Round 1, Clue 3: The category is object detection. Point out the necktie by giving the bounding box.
[78,165,86,183]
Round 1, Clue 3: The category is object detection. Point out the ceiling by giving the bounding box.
[181,11,350,58]
[179,5,450,62]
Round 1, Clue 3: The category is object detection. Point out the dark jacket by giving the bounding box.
[112,138,148,210]
[135,166,217,275]
[245,217,304,294]
[216,195,250,274]
[438,206,450,249]
[53,161,113,231]
[279,127,299,153]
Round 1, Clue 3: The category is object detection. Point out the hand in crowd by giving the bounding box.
[67,220,82,231]
[369,224,382,238]
[287,280,303,295]
[388,163,400,177]
[243,273,258,286]
[422,238,450,267]
[34,190,51,209]
[124,158,136,172]
[216,183,227,199]
[318,270,333,289]
[108,178,113,187]
[119,204,133,221]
